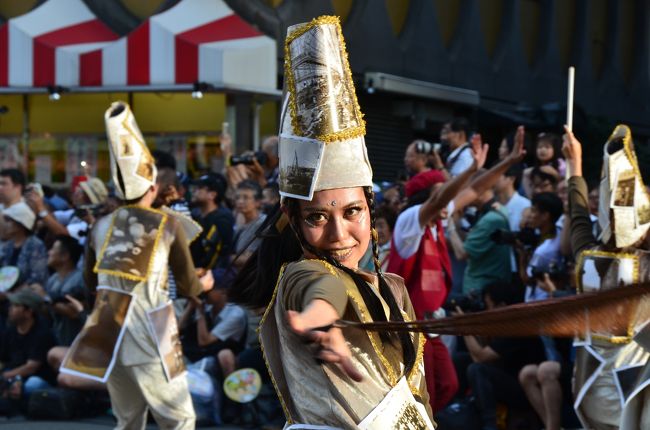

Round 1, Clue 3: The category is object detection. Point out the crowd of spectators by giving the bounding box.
[0,135,284,426]
[383,120,586,430]
[0,119,592,429]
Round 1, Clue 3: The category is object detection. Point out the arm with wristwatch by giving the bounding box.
[24,190,70,236]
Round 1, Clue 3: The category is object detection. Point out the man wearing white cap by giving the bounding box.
[63,102,213,430]
[0,201,48,286]
[26,177,109,245]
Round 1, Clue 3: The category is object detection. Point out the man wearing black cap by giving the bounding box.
[0,289,56,407]
[190,173,234,272]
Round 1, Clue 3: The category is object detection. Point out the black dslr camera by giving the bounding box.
[530,261,565,281]
[74,203,104,219]
[443,292,485,313]
[230,151,268,166]
[490,227,540,250]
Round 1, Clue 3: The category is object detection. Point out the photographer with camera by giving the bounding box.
[515,192,565,303]
[222,132,280,190]
[404,139,434,178]
[25,177,108,246]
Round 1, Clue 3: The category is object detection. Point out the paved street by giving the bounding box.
[0,416,245,429]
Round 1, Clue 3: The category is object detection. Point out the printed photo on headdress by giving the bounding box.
[578,253,637,293]
[279,134,324,200]
[95,207,167,282]
[60,286,133,382]
[612,170,636,208]
[135,145,156,182]
[146,302,186,382]
[286,20,363,139]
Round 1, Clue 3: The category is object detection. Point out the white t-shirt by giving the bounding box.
[505,193,531,232]
[525,233,562,302]
[392,204,439,259]
[447,143,474,177]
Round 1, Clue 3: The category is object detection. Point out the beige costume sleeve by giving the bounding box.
[282,260,349,317]
[169,219,203,297]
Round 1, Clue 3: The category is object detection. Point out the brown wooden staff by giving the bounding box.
[335,283,650,338]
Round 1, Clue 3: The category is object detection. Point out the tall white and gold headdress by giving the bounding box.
[105,101,157,201]
[598,124,650,248]
[278,16,372,200]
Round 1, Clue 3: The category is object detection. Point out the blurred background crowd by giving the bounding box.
[0,115,594,429]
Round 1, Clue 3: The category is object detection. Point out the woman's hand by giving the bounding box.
[562,125,583,177]
[469,133,489,171]
[287,299,363,382]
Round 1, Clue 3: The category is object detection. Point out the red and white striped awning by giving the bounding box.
[79,0,276,92]
[0,0,277,94]
[0,0,119,88]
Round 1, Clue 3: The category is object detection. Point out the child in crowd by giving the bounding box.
[523,133,566,198]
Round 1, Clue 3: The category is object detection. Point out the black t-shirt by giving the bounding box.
[191,206,234,269]
[489,336,545,377]
[0,318,57,384]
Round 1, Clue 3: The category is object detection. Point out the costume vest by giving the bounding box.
[387,221,451,320]
[259,259,434,428]
[573,246,650,429]
[61,206,198,383]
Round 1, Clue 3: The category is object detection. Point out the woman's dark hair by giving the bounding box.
[535,132,562,170]
[230,187,417,377]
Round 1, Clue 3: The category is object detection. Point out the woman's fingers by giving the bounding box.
[287,305,363,382]
[315,327,363,382]
[287,300,338,335]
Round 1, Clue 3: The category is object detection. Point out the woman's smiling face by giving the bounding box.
[298,187,370,269]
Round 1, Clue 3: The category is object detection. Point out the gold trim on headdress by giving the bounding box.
[284,16,365,143]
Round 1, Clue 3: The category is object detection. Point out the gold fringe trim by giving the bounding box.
[403,311,426,394]
[575,249,640,344]
[284,15,366,143]
[346,290,399,387]
[94,206,168,283]
[307,258,339,277]
[258,263,294,424]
